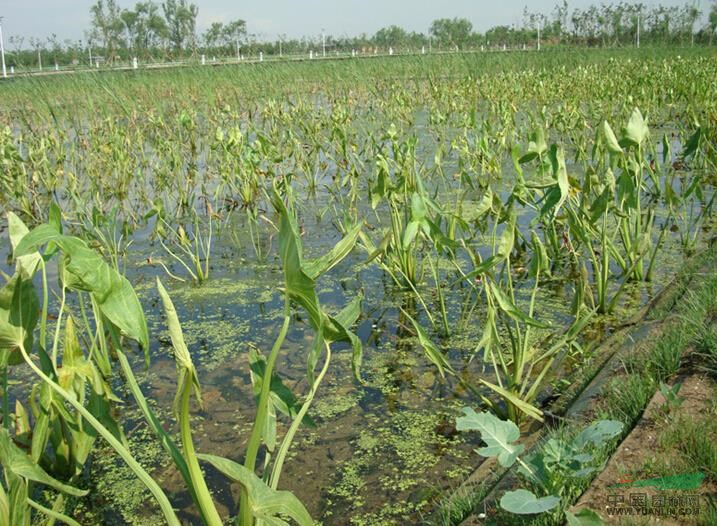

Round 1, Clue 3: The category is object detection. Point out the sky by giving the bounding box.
[0,0,706,45]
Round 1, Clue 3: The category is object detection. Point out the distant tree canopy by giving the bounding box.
[203,20,246,53]
[430,17,474,48]
[4,1,717,67]
[85,0,199,61]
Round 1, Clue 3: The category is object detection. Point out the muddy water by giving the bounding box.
[66,184,707,526]
[0,116,713,525]
[97,204,489,525]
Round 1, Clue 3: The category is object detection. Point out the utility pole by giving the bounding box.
[322,28,326,57]
[89,39,93,66]
[0,17,7,79]
[636,12,640,48]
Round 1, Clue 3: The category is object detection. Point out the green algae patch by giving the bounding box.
[313,383,363,421]
[173,275,277,305]
[323,407,472,525]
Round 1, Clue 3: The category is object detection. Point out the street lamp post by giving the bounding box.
[322,29,326,57]
[0,17,7,78]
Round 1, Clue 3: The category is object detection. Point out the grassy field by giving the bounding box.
[0,46,716,525]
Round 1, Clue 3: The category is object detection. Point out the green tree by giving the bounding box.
[429,17,473,49]
[686,2,701,45]
[708,0,717,43]
[119,2,168,58]
[223,19,247,50]
[162,0,198,54]
[373,25,409,49]
[89,0,124,62]
[203,22,224,49]
[201,19,246,55]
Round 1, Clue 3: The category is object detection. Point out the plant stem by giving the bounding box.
[18,343,181,526]
[179,371,223,526]
[270,341,331,490]
[240,308,291,526]
[1,364,8,431]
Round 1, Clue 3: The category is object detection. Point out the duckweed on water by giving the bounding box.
[325,408,471,525]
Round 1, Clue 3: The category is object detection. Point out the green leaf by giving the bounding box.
[274,192,323,331]
[27,497,82,526]
[589,188,611,224]
[410,192,428,222]
[333,294,362,330]
[497,214,516,260]
[86,383,127,449]
[156,279,193,372]
[49,201,63,232]
[679,127,701,162]
[13,224,61,257]
[601,121,623,155]
[487,280,549,328]
[500,489,560,515]
[14,225,150,352]
[198,454,314,526]
[573,420,623,450]
[519,128,548,164]
[528,231,550,277]
[157,278,202,415]
[478,379,544,422]
[7,213,42,277]
[57,236,149,351]
[0,479,8,526]
[8,477,30,526]
[469,189,495,220]
[303,222,361,280]
[453,255,499,285]
[370,156,390,209]
[0,274,38,365]
[621,108,649,147]
[402,221,420,247]
[0,429,88,497]
[99,275,150,352]
[456,408,524,467]
[248,348,315,428]
[565,508,604,526]
[273,188,363,380]
[549,145,570,217]
[403,309,452,379]
[332,322,364,383]
[57,317,94,391]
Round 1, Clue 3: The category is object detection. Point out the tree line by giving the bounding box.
[4,0,717,68]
